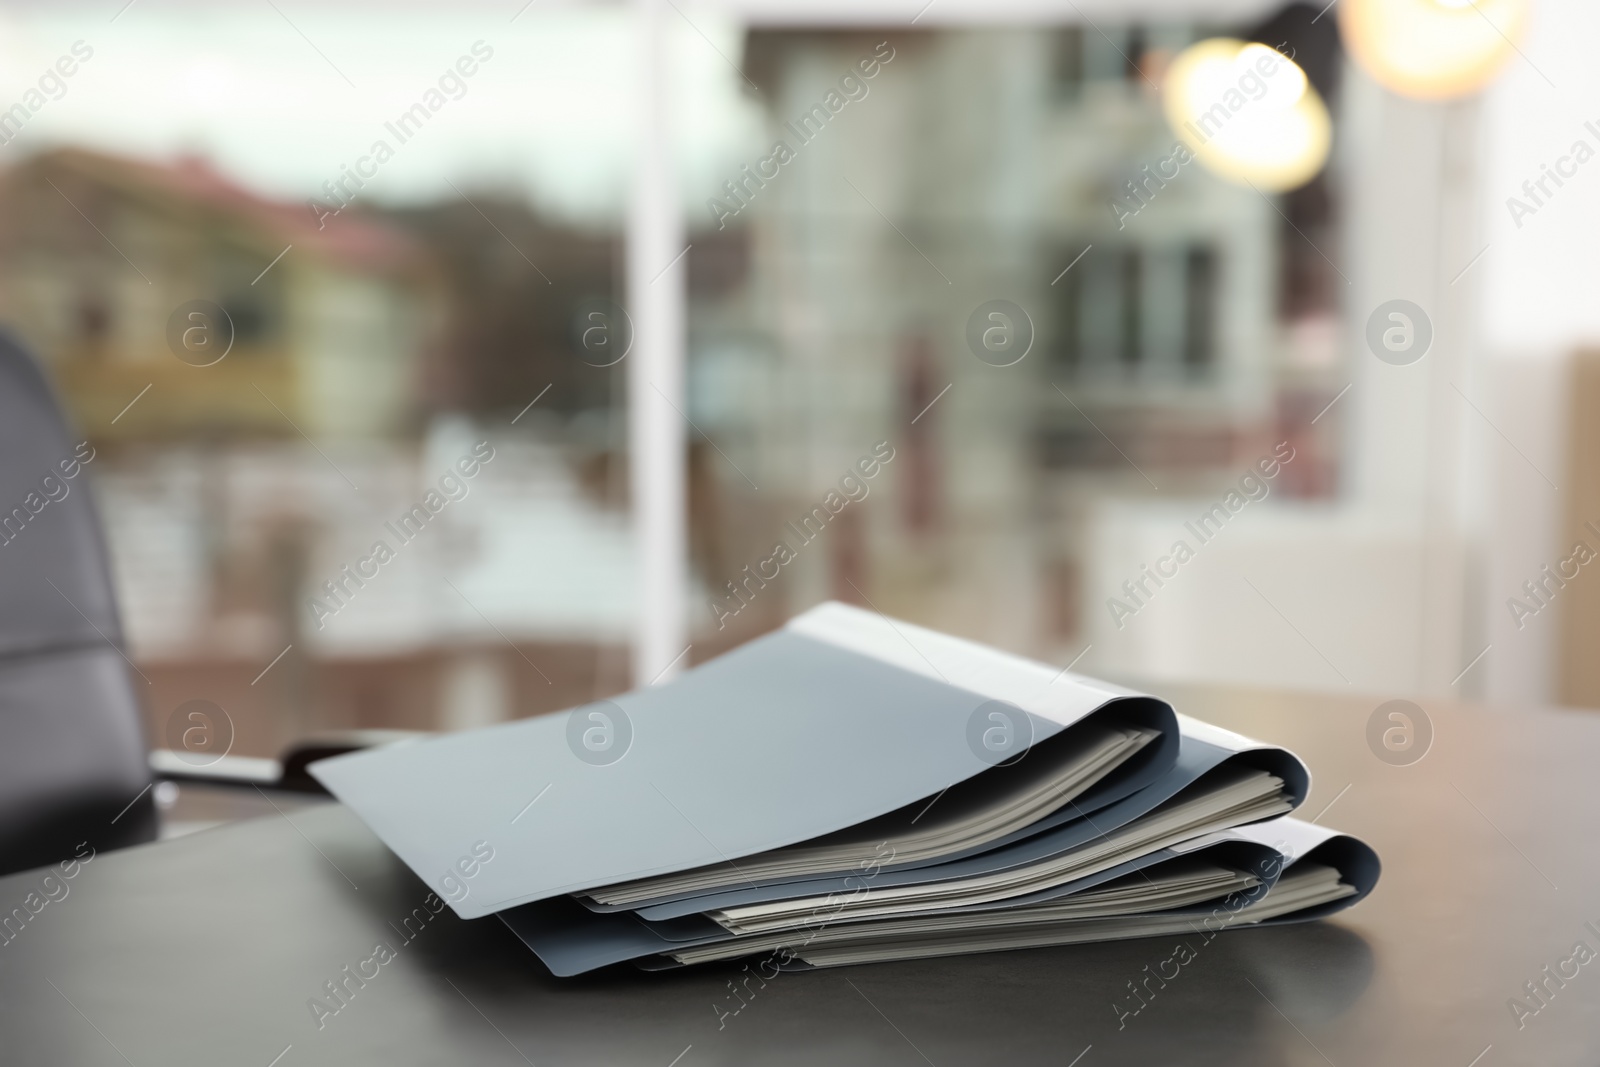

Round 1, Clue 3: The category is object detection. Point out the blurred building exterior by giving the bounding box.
[685,27,1345,662]
[0,147,439,441]
[0,147,634,755]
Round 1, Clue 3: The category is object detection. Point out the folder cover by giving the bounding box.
[311,602,1378,974]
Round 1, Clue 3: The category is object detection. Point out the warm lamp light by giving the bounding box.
[1162,39,1332,193]
[1339,0,1529,100]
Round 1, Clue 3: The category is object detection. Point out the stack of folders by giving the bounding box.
[313,602,1379,976]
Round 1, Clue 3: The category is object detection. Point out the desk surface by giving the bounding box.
[2,683,1598,1066]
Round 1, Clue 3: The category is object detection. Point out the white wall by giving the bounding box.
[1480,354,1569,706]
[1474,0,1591,706]
[1479,0,1600,356]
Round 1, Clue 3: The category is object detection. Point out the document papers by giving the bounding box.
[313,602,1379,976]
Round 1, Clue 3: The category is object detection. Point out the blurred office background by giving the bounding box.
[0,0,1592,759]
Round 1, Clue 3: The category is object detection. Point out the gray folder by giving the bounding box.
[310,602,1179,919]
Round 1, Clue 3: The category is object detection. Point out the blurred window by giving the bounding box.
[0,6,1344,755]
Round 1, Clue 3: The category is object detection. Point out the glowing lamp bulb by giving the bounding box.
[1162,38,1331,193]
[1339,0,1530,100]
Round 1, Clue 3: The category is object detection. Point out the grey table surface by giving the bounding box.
[1,682,1596,1066]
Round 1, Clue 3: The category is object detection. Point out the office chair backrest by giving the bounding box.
[0,330,155,876]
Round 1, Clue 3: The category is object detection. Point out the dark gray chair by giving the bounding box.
[0,330,154,876]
